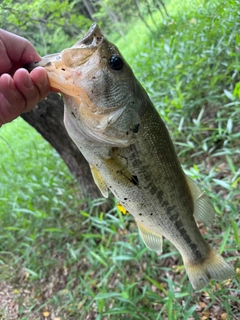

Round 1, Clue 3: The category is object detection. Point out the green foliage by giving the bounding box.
[0,0,92,54]
[93,0,168,41]
[0,0,168,54]
[0,0,240,319]
[234,82,240,98]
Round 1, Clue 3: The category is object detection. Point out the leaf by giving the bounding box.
[164,43,170,54]
[233,82,240,98]
[121,292,129,299]
[144,275,168,295]
[183,305,198,320]
[43,228,63,233]
[212,179,231,190]
[226,118,233,134]
[219,227,231,254]
[67,244,77,260]
[226,155,236,174]
[223,89,235,101]
[231,218,240,248]
[90,251,108,267]
[24,268,39,279]
[94,292,121,300]
[82,234,103,239]
[4,227,21,231]
[112,255,136,261]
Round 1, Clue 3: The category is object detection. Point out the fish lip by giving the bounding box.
[24,61,41,72]
[24,23,103,73]
[75,22,104,47]
[38,53,62,67]
[24,23,105,96]
[24,53,62,72]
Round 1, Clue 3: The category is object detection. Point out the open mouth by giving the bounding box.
[24,23,104,95]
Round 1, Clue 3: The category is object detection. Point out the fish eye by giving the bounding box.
[109,55,123,71]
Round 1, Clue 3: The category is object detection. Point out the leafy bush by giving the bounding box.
[0,0,92,54]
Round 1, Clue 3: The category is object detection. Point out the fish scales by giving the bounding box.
[99,105,209,263]
[26,23,235,289]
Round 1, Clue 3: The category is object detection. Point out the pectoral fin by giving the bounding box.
[137,221,163,253]
[90,164,108,198]
[185,175,215,226]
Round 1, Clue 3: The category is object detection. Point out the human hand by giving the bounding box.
[0,29,50,126]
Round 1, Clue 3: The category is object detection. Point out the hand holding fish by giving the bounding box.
[0,29,50,127]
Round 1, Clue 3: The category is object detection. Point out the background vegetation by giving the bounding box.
[0,0,239,319]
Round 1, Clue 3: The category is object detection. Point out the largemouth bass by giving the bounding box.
[27,23,235,290]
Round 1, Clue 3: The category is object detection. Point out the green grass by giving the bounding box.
[115,0,197,60]
[0,0,240,319]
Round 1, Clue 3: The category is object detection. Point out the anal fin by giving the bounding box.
[137,221,163,253]
[185,174,215,226]
[89,164,108,198]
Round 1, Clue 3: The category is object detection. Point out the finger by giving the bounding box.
[13,68,50,113]
[30,67,50,102]
[0,29,40,74]
[0,73,25,109]
[0,74,26,124]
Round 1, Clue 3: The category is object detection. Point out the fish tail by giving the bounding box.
[184,249,235,290]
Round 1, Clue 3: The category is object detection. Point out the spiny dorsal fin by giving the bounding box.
[185,175,215,226]
[137,221,163,253]
[89,164,108,198]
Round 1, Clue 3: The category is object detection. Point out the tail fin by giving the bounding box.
[184,249,235,290]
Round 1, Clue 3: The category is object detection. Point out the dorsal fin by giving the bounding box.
[185,175,215,226]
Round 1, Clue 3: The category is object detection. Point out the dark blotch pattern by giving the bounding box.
[132,123,140,133]
[157,190,164,202]
[152,187,202,261]
[131,175,139,185]
[174,218,202,260]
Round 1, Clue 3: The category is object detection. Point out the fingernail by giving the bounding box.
[6,75,16,91]
[24,74,33,89]
[39,72,48,87]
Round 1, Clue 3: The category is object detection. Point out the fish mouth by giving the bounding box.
[24,23,104,95]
